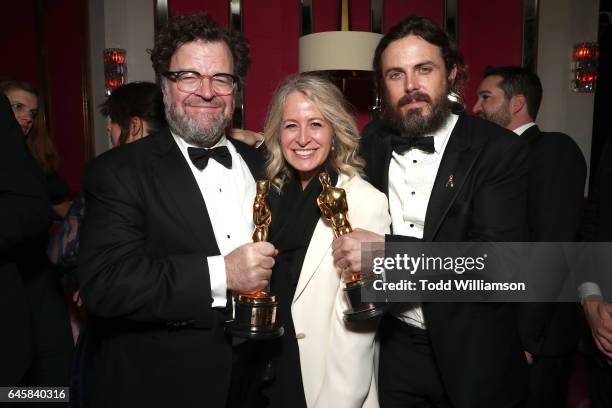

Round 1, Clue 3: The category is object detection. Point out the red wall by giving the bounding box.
[169,0,446,131]
[0,0,525,192]
[0,0,86,195]
[243,0,300,131]
[169,0,228,27]
[0,2,39,84]
[459,0,523,112]
[385,0,444,29]
[43,0,87,194]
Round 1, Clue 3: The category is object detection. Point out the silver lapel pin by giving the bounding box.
[445,174,454,188]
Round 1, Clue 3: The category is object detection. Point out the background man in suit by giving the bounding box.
[333,16,529,408]
[473,65,586,408]
[0,93,50,385]
[580,138,612,407]
[77,14,275,408]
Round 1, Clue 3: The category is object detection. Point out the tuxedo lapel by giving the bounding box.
[292,175,349,303]
[293,218,334,304]
[381,136,393,196]
[150,129,220,255]
[424,116,483,241]
[363,129,393,196]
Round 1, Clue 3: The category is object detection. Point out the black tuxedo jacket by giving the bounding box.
[361,114,530,408]
[583,138,612,241]
[77,128,264,408]
[517,126,586,357]
[0,94,50,384]
[580,138,612,300]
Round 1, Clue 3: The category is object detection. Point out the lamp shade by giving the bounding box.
[299,31,383,72]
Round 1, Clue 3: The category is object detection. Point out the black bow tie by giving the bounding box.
[391,135,435,154]
[188,146,232,170]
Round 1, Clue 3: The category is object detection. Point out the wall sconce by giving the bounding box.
[571,42,598,93]
[104,48,127,96]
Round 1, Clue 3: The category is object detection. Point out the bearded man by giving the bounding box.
[473,66,586,408]
[77,14,274,408]
[333,16,530,408]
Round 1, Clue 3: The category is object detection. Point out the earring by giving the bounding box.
[447,91,466,113]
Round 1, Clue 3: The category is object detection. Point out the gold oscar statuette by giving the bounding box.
[317,172,387,322]
[225,180,284,339]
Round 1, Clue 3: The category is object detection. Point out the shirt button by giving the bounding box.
[411,191,415,196]
[413,159,417,163]
[296,332,306,339]
[226,234,231,239]
[410,224,414,228]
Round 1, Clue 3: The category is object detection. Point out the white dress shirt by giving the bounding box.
[513,122,536,136]
[172,133,255,307]
[388,113,458,329]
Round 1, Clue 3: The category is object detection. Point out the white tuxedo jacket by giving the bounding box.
[291,174,391,408]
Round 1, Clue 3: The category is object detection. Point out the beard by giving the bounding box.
[382,86,452,138]
[477,104,511,128]
[163,89,231,148]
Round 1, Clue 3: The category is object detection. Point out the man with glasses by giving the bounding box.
[78,14,274,408]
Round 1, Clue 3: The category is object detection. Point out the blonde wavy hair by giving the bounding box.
[264,73,364,190]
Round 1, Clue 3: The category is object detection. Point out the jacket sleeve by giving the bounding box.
[77,158,215,328]
[518,134,586,355]
[314,180,390,408]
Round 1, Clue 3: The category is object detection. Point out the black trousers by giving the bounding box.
[9,266,74,408]
[589,353,612,408]
[378,315,452,408]
[524,354,573,408]
[23,266,74,387]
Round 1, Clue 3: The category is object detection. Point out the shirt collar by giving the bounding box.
[172,131,229,150]
[513,122,536,136]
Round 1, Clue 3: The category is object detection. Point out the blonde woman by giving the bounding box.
[261,73,390,408]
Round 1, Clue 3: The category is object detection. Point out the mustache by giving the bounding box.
[184,96,224,108]
[397,92,432,108]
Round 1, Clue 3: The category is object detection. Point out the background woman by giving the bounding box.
[262,74,390,408]
[48,81,166,271]
[48,81,166,326]
[47,81,166,408]
[1,79,75,386]
[0,79,71,218]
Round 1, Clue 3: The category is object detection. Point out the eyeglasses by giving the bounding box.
[162,71,239,95]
